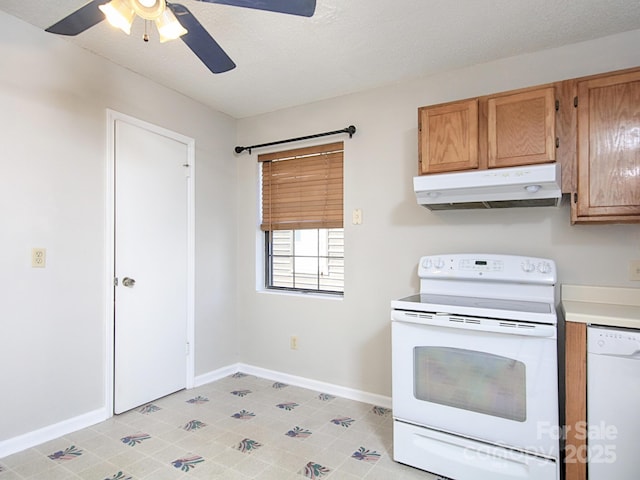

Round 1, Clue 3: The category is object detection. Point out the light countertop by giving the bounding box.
[561,284,640,329]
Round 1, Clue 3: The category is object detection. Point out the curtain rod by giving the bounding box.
[235,125,356,154]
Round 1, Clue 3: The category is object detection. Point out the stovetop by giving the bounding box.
[392,254,558,324]
[398,293,553,314]
[391,293,557,324]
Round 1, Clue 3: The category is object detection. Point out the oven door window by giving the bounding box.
[414,347,526,422]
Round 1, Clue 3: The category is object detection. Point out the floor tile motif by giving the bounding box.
[231,389,252,397]
[231,409,255,419]
[0,372,446,479]
[171,454,204,471]
[371,406,391,416]
[104,472,132,480]
[302,461,331,479]
[47,445,83,461]
[120,433,151,447]
[185,395,209,405]
[331,417,355,428]
[235,438,262,454]
[285,426,312,438]
[137,404,160,415]
[182,419,206,431]
[352,447,381,462]
[276,402,299,411]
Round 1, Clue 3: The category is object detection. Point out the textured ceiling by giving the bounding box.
[1,0,640,118]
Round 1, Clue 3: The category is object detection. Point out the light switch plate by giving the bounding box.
[630,260,640,281]
[352,208,362,225]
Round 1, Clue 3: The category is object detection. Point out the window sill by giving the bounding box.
[258,288,344,301]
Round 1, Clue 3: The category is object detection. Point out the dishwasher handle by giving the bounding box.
[590,349,640,359]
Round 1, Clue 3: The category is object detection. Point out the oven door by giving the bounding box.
[391,311,559,459]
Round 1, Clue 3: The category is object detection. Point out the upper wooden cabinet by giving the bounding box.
[572,69,640,224]
[417,86,557,175]
[416,66,640,223]
[418,99,478,174]
[487,87,556,168]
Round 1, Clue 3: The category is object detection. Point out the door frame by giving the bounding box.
[104,109,195,416]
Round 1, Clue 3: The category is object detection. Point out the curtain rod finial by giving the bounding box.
[346,125,356,138]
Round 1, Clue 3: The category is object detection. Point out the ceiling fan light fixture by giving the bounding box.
[130,0,165,20]
[155,8,188,43]
[47,0,317,74]
[99,0,135,35]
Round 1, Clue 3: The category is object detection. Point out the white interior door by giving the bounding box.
[113,117,192,414]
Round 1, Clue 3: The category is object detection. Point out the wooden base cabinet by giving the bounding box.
[564,321,587,480]
[572,68,640,224]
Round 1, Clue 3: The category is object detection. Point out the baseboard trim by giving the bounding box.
[237,363,392,409]
[194,362,242,387]
[0,407,108,459]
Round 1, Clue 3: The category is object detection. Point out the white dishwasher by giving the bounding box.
[587,325,640,479]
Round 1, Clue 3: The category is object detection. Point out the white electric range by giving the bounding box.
[391,253,560,480]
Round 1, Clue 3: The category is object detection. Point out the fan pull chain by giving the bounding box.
[143,20,149,42]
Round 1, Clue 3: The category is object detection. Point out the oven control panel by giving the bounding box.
[419,253,556,284]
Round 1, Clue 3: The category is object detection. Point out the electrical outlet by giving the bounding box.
[290,335,298,350]
[630,260,640,281]
[31,248,46,268]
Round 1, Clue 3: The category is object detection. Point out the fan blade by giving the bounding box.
[195,0,316,17]
[168,3,236,74]
[45,0,107,36]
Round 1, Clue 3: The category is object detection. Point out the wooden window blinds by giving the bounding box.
[259,142,344,231]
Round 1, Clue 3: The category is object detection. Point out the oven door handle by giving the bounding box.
[392,311,556,338]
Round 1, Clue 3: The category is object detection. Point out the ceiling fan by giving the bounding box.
[45,0,317,74]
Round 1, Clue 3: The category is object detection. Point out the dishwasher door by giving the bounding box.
[587,325,640,480]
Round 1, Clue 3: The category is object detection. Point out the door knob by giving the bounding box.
[122,277,136,288]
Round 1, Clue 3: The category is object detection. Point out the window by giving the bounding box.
[260,142,344,294]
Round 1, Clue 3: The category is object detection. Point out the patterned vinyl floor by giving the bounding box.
[0,373,444,479]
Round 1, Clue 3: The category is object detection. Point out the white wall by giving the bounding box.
[0,11,238,444]
[236,30,640,398]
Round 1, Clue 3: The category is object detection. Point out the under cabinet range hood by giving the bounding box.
[414,163,562,210]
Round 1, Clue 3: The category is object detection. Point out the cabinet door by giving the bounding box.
[487,87,556,168]
[418,99,478,174]
[574,70,640,223]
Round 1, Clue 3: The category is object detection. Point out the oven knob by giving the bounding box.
[422,258,433,269]
[537,262,552,274]
[434,258,445,269]
[522,261,536,273]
